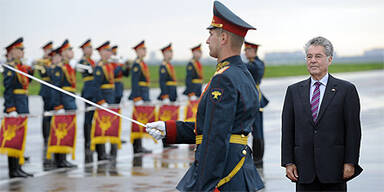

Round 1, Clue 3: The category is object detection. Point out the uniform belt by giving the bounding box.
[83,76,94,82]
[192,79,203,84]
[195,134,248,189]
[139,81,149,86]
[101,84,114,89]
[42,77,50,81]
[166,81,177,86]
[195,134,248,145]
[63,86,76,92]
[13,89,28,94]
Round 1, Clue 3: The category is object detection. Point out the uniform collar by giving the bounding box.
[311,73,329,87]
[216,55,241,70]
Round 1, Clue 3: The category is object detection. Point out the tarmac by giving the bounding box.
[0,70,383,191]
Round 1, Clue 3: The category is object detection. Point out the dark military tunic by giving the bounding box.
[128,58,150,102]
[93,61,115,104]
[50,61,77,110]
[164,56,264,191]
[246,56,269,139]
[158,61,177,102]
[111,61,129,104]
[183,59,203,97]
[79,56,96,99]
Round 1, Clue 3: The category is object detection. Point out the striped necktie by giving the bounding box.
[311,82,321,122]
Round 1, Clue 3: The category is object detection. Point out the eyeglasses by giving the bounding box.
[306,54,327,60]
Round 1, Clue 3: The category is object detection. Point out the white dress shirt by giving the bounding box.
[310,73,329,112]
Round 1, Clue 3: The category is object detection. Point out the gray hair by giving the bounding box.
[304,36,334,57]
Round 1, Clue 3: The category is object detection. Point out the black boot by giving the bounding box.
[252,138,265,168]
[133,139,151,154]
[8,157,28,178]
[110,144,118,162]
[84,143,93,164]
[96,144,108,161]
[18,166,33,177]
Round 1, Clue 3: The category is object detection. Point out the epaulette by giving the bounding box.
[213,66,230,76]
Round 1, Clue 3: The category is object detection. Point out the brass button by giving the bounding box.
[242,150,247,155]
[241,134,245,138]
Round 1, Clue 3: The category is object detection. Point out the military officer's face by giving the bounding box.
[163,50,173,61]
[206,29,221,58]
[306,45,332,80]
[83,47,93,56]
[10,48,23,59]
[63,49,74,59]
[52,54,62,64]
[44,49,52,57]
[100,49,112,60]
[244,48,256,60]
[193,50,202,60]
[136,47,146,58]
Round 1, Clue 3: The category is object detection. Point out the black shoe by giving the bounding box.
[9,169,28,178]
[63,159,77,168]
[97,154,109,161]
[18,167,33,177]
[135,147,152,154]
[85,149,93,164]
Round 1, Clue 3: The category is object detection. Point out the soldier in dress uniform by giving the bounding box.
[3,37,34,178]
[35,41,55,168]
[146,1,264,191]
[157,43,177,103]
[183,44,203,100]
[244,41,269,168]
[50,39,77,168]
[92,41,114,161]
[78,39,97,163]
[111,45,130,104]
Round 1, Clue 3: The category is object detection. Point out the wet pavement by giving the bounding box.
[0,70,383,191]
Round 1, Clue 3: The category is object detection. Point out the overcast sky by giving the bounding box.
[1,0,383,61]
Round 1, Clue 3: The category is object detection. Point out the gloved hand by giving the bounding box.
[146,121,166,140]
[134,100,144,106]
[101,103,109,108]
[8,111,18,117]
[190,95,198,101]
[87,67,93,74]
[163,98,170,104]
[56,109,65,114]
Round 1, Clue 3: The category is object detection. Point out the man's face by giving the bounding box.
[100,49,112,60]
[306,45,332,79]
[206,29,221,58]
[10,48,24,59]
[136,47,146,58]
[192,50,202,60]
[52,54,62,64]
[63,48,74,59]
[83,47,93,56]
[163,50,173,61]
[244,48,256,60]
[44,49,52,57]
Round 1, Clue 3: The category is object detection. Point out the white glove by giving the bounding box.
[56,109,65,114]
[146,121,166,140]
[134,100,144,106]
[87,67,93,74]
[190,95,198,101]
[101,103,109,108]
[8,111,18,117]
[163,98,170,104]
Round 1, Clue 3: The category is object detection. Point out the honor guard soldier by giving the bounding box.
[93,41,114,160]
[36,41,55,168]
[3,37,34,178]
[50,40,77,168]
[111,45,130,104]
[183,44,203,100]
[157,43,177,103]
[129,40,152,153]
[78,39,97,163]
[244,41,269,168]
[146,1,264,191]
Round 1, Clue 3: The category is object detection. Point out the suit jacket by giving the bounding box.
[281,74,362,184]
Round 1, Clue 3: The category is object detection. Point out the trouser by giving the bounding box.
[8,157,19,174]
[296,177,347,192]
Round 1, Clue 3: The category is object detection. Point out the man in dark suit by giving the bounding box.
[281,36,362,191]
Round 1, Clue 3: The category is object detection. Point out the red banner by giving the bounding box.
[131,105,156,142]
[91,107,121,150]
[0,117,28,164]
[157,105,180,121]
[47,114,77,160]
[184,100,199,122]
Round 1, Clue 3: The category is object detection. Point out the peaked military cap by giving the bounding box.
[96,41,111,51]
[161,43,172,53]
[42,41,53,50]
[207,1,256,37]
[244,41,260,49]
[5,37,24,52]
[79,39,92,49]
[133,40,145,50]
[58,39,72,54]
[49,47,61,57]
[191,44,202,52]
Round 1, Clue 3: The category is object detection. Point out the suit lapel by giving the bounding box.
[299,78,314,126]
[316,75,337,124]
